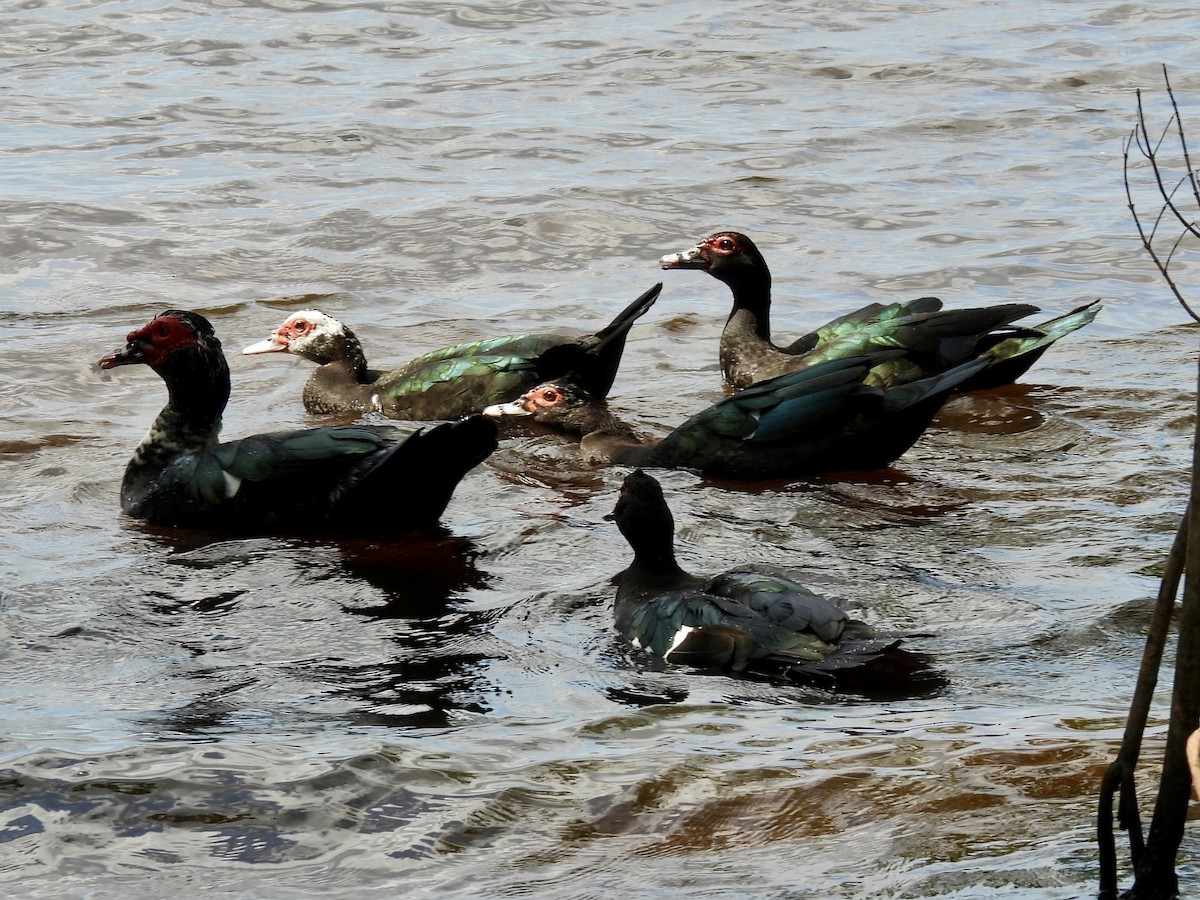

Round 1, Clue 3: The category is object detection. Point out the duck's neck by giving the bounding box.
[547,391,642,443]
[620,498,688,577]
[584,404,640,441]
[717,266,784,388]
[332,331,371,383]
[122,367,228,512]
[305,330,371,381]
[723,268,773,342]
[618,542,695,609]
[629,541,687,578]
[304,361,375,415]
[568,401,659,467]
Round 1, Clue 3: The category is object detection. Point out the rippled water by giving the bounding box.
[3,1,1200,897]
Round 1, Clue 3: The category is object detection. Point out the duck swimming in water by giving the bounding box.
[659,230,1100,392]
[242,283,661,419]
[484,349,988,478]
[100,310,496,535]
[607,469,901,680]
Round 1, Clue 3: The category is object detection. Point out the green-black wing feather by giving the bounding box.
[784,296,944,355]
[618,590,837,670]
[371,352,550,419]
[139,419,495,532]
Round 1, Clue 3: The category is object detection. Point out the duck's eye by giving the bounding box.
[294,319,309,333]
[716,238,735,252]
[542,389,559,402]
[156,322,172,338]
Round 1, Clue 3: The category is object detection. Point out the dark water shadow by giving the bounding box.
[130,521,491,613]
[934,382,1049,435]
[692,465,975,526]
[120,524,501,735]
[335,532,492,617]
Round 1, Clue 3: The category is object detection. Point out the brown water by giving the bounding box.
[3,1,1200,897]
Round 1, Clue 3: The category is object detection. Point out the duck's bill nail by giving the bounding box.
[482,400,533,417]
[241,336,288,355]
[659,247,706,270]
[98,345,143,369]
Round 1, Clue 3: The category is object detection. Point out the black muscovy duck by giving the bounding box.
[241,283,662,419]
[608,469,899,679]
[659,230,1101,392]
[99,310,497,534]
[484,349,988,478]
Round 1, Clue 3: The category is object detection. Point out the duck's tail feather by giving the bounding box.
[334,415,498,532]
[543,282,663,398]
[786,642,948,699]
[886,302,1040,363]
[962,299,1103,390]
[879,356,990,412]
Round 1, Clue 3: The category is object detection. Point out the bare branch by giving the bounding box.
[1124,69,1200,322]
[1165,65,1200,221]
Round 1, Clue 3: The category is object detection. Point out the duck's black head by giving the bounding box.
[610,469,678,563]
[659,231,770,289]
[99,310,219,370]
[100,309,230,412]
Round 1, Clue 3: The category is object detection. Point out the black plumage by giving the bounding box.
[100,310,496,534]
[609,469,899,679]
[485,349,987,478]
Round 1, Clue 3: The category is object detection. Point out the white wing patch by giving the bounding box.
[745,409,761,441]
[667,625,694,656]
[223,471,243,497]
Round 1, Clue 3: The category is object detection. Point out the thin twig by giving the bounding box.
[1164,65,1200,235]
[1124,72,1200,323]
[1128,372,1200,898]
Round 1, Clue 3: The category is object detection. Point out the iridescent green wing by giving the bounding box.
[785,297,943,354]
[393,333,564,374]
[372,352,549,419]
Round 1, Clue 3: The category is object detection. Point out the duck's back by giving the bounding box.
[124,418,496,534]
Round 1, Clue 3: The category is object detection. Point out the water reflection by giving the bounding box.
[935,384,1048,436]
[337,533,492,616]
[110,528,503,736]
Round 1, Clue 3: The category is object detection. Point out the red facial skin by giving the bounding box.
[275,315,317,344]
[521,385,565,414]
[701,232,746,259]
[98,313,200,370]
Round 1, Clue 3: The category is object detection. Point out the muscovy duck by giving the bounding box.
[659,230,1100,391]
[99,310,497,534]
[608,469,899,678]
[484,349,988,478]
[241,283,662,419]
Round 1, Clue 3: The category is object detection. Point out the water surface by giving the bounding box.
[3,1,1200,897]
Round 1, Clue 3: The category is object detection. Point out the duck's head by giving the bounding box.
[659,231,769,288]
[242,309,354,365]
[99,309,222,372]
[99,309,231,412]
[483,380,611,436]
[608,469,677,557]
